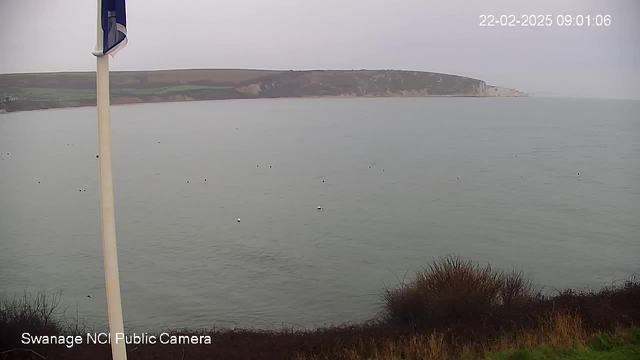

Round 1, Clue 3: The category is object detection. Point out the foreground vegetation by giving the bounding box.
[1,256,638,359]
[484,328,640,360]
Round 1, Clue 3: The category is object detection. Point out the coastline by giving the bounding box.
[0,68,528,114]
[0,93,529,114]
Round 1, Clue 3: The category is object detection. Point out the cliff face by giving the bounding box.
[0,69,526,113]
[236,70,492,98]
[483,85,526,97]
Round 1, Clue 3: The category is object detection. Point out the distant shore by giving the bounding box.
[0,93,531,114]
[0,69,527,113]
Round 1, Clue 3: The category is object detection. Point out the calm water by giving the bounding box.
[1,97,638,331]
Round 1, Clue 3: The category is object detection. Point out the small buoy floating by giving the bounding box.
[317,206,323,210]
[237,218,241,223]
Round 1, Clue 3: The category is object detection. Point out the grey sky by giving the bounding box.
[1,0,639,99]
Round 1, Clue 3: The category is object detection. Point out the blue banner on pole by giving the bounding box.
[102,0,127,56]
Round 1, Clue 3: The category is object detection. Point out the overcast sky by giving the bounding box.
[1,0,639,99]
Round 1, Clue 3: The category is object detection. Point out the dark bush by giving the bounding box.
[1,260,638,360]
[0,292,65,352]
[544,276,640,331]
[381,255,540,330]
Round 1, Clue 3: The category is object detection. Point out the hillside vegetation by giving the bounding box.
[1,256,637,360]
[0,69,526,112]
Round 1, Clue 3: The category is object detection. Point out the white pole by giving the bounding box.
[95,0,127,358]
[96,54,127,360]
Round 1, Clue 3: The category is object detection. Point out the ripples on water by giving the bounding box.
[0,97,638,330]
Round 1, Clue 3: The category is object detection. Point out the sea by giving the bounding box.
[1,97,638,331]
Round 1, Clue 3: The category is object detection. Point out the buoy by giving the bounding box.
[369,165,371,168]
[237,218,241,222]
[383,169,385,172]
[187,180,190,183]
[257,165,259,167]
[322,180,325,183]
[158,141,160,144]
[96,155,99,158]
[38,181,41,184]
[317,206,323,210]
[204,178,207,182]
[270,166,272,168]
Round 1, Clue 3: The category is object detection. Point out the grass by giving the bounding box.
[295,315,640,360]
[7,85,233,101]
[114,85,233,96]
[5,87,96,101]
[3,85,234,102]
[485,328,640,360]
[151,84,233,94]
[1,255,638,359]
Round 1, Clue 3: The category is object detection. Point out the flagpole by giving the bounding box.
[95,0,127,359]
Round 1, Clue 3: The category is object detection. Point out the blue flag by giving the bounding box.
[99,0,127,56]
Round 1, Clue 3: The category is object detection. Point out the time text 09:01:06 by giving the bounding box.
[479,15,611,27]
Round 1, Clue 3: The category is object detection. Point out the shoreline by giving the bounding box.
[0,94,530,114]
